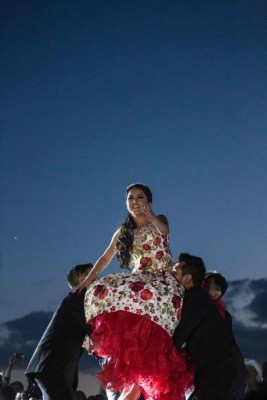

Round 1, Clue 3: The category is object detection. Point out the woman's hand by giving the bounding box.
[142,205,169,236]
[141,203,156,223]
[74,229,120,294]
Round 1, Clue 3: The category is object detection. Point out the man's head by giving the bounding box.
[244,359,262,383]
[173,253,206,289]
[67,263,93,289]
[203,272,228,300]
[10,381,24,393]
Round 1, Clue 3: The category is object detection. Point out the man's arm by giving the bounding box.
[173,288,213,348]
[3,353,16,385]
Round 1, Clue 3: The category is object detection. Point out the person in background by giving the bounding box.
[202,271,230,320]
[0,354,28,400]
[257,361,267,395]
[244,359,262,396]
[25,263,94,400]
[0,352,42,400]
[203,275,266,400]
[0,385,16,400]
[2,354,27,389]
[75,390,87,400]
[173,253,246,400]
[203,271,228,299]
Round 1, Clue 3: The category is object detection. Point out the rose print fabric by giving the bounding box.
[85,270,183,337]
[84,224,183,335]
[84,224,193,399]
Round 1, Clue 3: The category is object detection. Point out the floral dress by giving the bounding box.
[84,224,193,400]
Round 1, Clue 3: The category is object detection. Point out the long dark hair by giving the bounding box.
[116,183,153,269]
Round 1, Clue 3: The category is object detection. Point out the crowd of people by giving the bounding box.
[1,183,266,400]
[1,352,266,400]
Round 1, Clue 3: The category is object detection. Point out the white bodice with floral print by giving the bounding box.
[84,223,184,336]
[131,223,174,273]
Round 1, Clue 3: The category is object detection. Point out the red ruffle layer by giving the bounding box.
[90,311,194,400]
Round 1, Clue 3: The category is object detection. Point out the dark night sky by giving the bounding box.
[1,0,267,323]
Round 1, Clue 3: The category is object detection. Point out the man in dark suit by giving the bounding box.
[25,263,93,400]
[172,253,246,400]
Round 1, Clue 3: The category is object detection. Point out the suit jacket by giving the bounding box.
[26,289,92,387]
[173,287,246,397]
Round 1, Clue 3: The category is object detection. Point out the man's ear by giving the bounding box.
[213,290,222,300]
[183,274,193,287]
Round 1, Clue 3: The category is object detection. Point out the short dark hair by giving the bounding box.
[67,263,93,287]
[73,263,93,274]
[178,252,206,287]
[10,380,24,392]
[0,385,16,400]
[204,272,228,297]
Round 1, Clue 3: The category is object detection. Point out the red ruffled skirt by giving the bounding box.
[90,310,193,400]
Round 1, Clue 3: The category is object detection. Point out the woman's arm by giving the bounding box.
[142,204,169,235]
[75,228,121,292]
[152,214,169,236]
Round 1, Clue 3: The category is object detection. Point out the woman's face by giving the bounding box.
[126,187,149,217]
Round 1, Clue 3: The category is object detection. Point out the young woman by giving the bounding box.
[77,183,192,400]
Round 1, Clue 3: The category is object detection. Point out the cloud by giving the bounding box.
[4,311,53,341]
[0,325,10,342]
[0,277,66,324]
[225,278,267,329]
[1,278,266,371]
[232,323,267,364]
[223,278,267,364]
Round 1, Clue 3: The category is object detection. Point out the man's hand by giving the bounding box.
[8,353,17,367]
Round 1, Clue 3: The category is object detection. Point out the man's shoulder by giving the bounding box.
[52,290,87,321]
[184,287,216,310]
[185,286,209,300]
[59,289,86,306]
